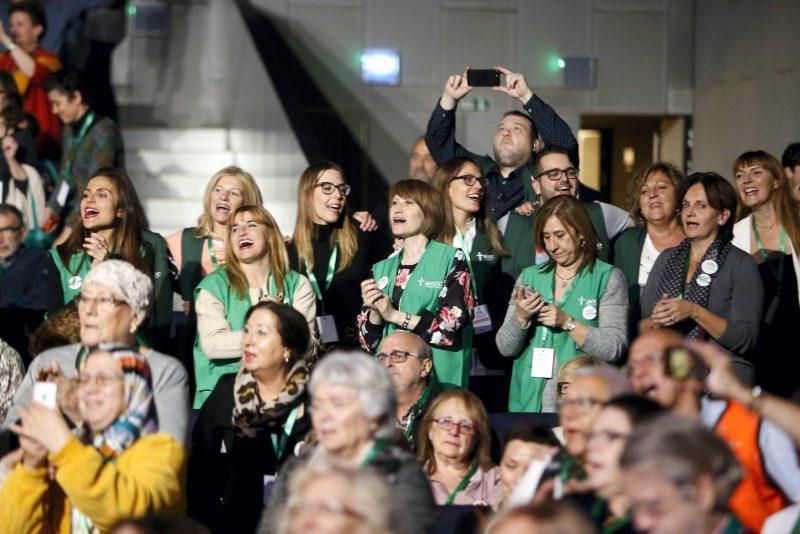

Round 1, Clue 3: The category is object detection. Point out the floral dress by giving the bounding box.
[357,251,473,351]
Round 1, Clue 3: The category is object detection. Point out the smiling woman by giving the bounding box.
[192,205,316,408]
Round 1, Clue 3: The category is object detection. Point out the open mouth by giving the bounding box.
[84,207,99,220]
[215,203,230,215]
[392,216,407,224]
[556,184,572,193]
[743,187,759,197]
[641,384,657,397]
[467,193,482,201]
[243,350,256,363]
[238,239,254,250]
[327,203,342,214]
[648,201,663,209]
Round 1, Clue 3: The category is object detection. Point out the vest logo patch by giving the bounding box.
[417,277,444,290]
[475,252,495,262]
[155,271,163,279]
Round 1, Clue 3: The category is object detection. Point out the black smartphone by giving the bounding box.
[467,68,501,87]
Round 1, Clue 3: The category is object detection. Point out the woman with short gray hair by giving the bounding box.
[258,351,435,534]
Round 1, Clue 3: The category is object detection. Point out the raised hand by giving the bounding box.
[492,66,534,104]
[440,68,473,110]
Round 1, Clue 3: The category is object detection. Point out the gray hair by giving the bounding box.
[278,456,391,534]
[573,365,633,398]
[620,413,742,512]
[309,351,397,440]
[83,260,153,320]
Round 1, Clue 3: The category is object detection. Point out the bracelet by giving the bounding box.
[401,313,411,330]
[748,385,763,413]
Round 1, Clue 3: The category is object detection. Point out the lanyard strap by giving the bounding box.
[752,220,786,283]
[63,110,96,178]
[269,404,300,461]
[453,226,480,302]
[206,236,220,268]
[402,384,432,440]
[360,439,388,467]
[444,463,479,505]
[305,246,338,301]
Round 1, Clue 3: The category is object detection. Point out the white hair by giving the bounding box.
[309,351,397,440]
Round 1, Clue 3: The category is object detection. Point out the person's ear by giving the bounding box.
[420,358,432,379]
[693,473,716,512]
[718,209,731,226]
[72,90,84,106]
[532,178,542,196]
[33,24,43,42]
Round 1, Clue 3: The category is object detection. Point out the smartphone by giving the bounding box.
[666,348,706,381]
[467,68,501,87]
[33,381,58,409]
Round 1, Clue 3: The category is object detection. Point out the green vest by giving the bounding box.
[612,227,646,339]
[178,227,206,301]
[371,241,473,389]
[465,222,502,305]
[509,259,614,412]
[49,248,92,303]
[584,202,611,264]
[141,230,174,330]
[192,267,302,408]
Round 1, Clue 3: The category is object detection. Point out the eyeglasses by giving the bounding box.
[74,294,126,311]
[433,417,476,435]
[315,182,351,196]
[76,374,123,387]
[0,225,21,237]
[557,397,602,412]
[288,497,364,519]
[376,350,421,364]
[583,429,629,444]
[451,174,485,187]
[536,167,579,182]
[556,381,570,399]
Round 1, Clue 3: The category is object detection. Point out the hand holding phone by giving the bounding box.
[33,381,58,410]
[467,68,502,87]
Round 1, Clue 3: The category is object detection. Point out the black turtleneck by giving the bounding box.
[287,223,384,346]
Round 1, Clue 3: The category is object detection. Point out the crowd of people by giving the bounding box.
[0,2,799,533]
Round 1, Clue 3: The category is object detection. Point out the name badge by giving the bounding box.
[68,276,82,290]
[582,305,597,320]
[316,315,339,343]
[377,276,389,290]
[473,304,493,334]
[696,273,712,287]
[531,348,555,378]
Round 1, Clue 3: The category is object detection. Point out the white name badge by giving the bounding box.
[531,348,555,378]
[316,315,339,343]
[56,180,70,207]
[473,304,493,334]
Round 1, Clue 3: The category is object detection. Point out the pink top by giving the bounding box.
[428,466,503,507]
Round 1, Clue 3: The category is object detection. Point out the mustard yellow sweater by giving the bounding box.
[0,433,186,533]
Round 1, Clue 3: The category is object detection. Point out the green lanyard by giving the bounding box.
[752,220,787,283]
[260,273,287,303]
[360,439,388,467]
[270,404,300,461]
[305,246,338,301]
[402,384,432,440]
[62,110,96,179]
[444,463,478,505]
[453,226,480,302]
[206,236,220,268]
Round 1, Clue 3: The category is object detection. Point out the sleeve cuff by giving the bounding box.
[412,311,435,335]
[49,435,85,466]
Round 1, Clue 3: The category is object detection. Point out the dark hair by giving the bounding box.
[534,195,598,272]
[244,302,311,365]
[8,1,47,38]
[388,179,446,239]
[44,69,91,106]
[782,142,800,169]
[0,71,26,129]
[111,515,211,534]
[503,423,560,449]
[501,110,538,141]
[603,394,664,426]
[532,144,576,178]
[627,162,684,227]
[59,167,150,275]
[0,203,24,227]
[677,172,738,242]
[433,157,507,255]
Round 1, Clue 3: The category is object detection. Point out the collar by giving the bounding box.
[0,246,25,269]
[71,107,94,133]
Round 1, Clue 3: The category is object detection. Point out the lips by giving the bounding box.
[327,203,342,214]
[392,216,407,224]
[243,350,256,363]
[467,193,483,201]
[648,202,663,209]
[238,239,254,250]
[84,207,99,220]
[556,184,572,193]
[743,187,759,197]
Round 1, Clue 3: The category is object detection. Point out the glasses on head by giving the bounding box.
[583,429,629,444]
[315,182,351,197]
[0,225,21,237]
[557,397,602,413]
[287,497,364,519]
[433,416,476,435]
[536,167,579,182]
[74,294,126,311]
[76,374,123,387]
[451,174,485,187]
[376,350,420,364]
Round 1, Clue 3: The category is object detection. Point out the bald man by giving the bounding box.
[408,136,437,182]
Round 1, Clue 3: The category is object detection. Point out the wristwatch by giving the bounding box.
[564,317,576,332]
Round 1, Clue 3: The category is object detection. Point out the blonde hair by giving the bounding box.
[224,205,290,299]
[291,162,358,272]
[194,166,263,238]
[434,157,507,256]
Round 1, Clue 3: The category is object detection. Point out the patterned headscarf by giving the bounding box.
[76,343,158,457]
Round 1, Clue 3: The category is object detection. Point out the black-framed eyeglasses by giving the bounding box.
[557,397,602,412]
[315,182,351,196]
[377,350,420,364]
[536,167,579,182]
[0,225,21,236]
[433,417,476,435]
[451,174,485,187]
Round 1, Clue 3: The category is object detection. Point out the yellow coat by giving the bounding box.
[0,433,186,533]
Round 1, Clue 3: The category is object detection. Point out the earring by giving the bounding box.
[284,356,290,364]
[130,323,137,335]
[580,239,587,249]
